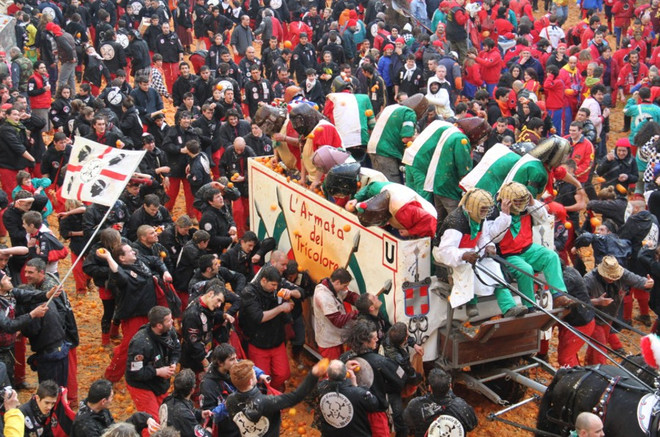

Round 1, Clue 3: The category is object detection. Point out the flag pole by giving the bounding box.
[46,204,115,306]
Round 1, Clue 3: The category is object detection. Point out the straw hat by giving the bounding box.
[597,256,624,281]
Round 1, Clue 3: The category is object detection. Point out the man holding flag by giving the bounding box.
[57,136,150,383]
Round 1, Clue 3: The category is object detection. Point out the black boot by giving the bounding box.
[622,115,631,132]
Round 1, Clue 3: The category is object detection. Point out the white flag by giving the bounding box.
[61,137,146,207]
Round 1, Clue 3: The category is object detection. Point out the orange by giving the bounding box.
[216,83,223,90]
[97,248,106,255]
[564,221,573,229]
[343,224,351,232]
[406,141,413,148]
[284,40,292,48]
[616,184,628,194]
[317,358,330,373]
[288,408,297,416]
[365,109,374,117]
[297,427,307,435]
[270,204,277,211]
[116,140,123,148]
[590,217,602,228]
[159,251,167,258]
[227,182,234,188]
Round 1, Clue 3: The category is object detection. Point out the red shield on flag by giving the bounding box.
[404,278,431,317]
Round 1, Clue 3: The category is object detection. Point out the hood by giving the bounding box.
[427,76,443,94]
[46,22,63,37]
[395,202,437,238]
[630,210,655,224]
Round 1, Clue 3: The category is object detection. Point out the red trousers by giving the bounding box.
[211,149,223,179]
[30,163,42,178]
[82,81,100,97]
[623,288,650,319]
[586,323,621,365]
[0,208,7,237]
[70,253,89,294]
[557,319,596,367]
[165,178,196,218]
[162,62,178,94]
[0,168,18,198]
[105,316,149,382]
[232,197,250,238]
[126,385,167,424]
[177,291,189,315]
[318,345,343,360]
[367,411,390,436]
[68,347,78,405]
[248,343,290,391]
[13,334,26,384]
[608,329,623,350]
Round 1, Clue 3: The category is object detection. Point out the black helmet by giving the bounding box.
[323,162,361,197]
[289,103,324,137]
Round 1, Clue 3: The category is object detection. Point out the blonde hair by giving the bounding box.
[597,186,615,200]
[65,199,83,211]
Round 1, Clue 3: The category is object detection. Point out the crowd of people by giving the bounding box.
[1,0,660,434]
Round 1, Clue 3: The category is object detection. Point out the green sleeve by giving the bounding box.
[623,98,638,116]
[354,181,389,201]
[400,108,417,139]
[454,139,473,180]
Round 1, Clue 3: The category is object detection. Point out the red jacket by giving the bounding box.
[630,38,647,62]
[27,72,51,109]
[464,62,483,86]
[580,27,595,49]
[617,62,649,94]
[651,86,660,104]
[650,46,660,70]
[543,73,566,110]
[565,135,595,183]
[510,0,534,20]
[558,66,581,105]
[286,21,312,47]
[475,47,502,84]
[613,47,632,70]
[531,47,551,68]
[612,0,635,27]
[495,17,515,35]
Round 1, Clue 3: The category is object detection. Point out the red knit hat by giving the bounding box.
[615,137,632,148]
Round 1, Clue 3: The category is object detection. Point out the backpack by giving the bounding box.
[15,56,33,91]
